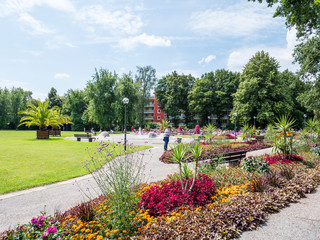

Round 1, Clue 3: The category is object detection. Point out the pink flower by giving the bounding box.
[30,217,38,225]
[47,225,57,234]
[42,231,49,238]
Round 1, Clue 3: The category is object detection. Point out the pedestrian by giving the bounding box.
[163,125,171,151]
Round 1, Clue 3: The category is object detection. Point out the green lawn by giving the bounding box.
[0,130,149,194]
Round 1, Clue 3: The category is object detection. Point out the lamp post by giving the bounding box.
[303,114,307,129]
[208,115,210,124]
[123,98,129,151]
[253,116,256,128]
[234,113,237,140]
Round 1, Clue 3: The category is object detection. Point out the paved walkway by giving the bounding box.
[1,135,319,239]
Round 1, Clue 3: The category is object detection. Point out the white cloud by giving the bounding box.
[78,5,143,35]
[54,73,70,79]
[0,0,75,17]
[189,3,282,37]
[198,55,216,64]
[117,33,171,50]
[17,13,53,35]
[227,29,299,72]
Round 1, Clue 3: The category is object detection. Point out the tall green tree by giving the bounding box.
[9,87,32,129]
[115,73,139,130]
[188,70,240,126]
[47,87,63,109]
[232,51,293,127]
[155,71,195,127]
[0,88,10,129]
[249,0,320,115]
[84,68,117,130]
[188,73,215,124]
[135,66,157,127]
[281,70,309,126]
[62,89,88,131]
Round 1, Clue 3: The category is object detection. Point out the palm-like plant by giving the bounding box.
[273,115,296,159]
[159,119,170,132]
[169,143,190,190]
[19,100,72,132]
[188,142,204,192]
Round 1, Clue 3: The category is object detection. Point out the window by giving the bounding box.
[157,109,161,113]
[157,116,160,120]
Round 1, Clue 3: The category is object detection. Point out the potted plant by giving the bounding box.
[18,100,72,139]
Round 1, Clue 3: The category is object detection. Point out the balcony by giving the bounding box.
[144,110,154,113]
[144,103,154,107]
[144,116,154,120]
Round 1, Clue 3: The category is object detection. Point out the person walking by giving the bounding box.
[163,125,171,151]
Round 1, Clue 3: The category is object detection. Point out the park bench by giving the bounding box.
[74,133,93,142]
[204,150,247,167]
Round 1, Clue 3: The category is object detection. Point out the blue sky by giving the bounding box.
[0,0,299,100]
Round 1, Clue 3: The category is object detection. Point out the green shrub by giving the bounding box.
[240,156,270,173]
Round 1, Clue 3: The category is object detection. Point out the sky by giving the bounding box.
[0,0,299,100]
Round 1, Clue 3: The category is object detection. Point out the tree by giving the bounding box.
[232,51,293,127]
[135,66,157,127]
[188,70,240,127]
[8,87,32,129]
[248,0,320,38]
[0,88,10,129]
[280,70,309,127]
[294,36,320,115]
[188,73,215,124]
[18,100,71,132]
[84,68,117,130]
[249,0,320,114]
[155,71,195,127]
[62,89,88,131]
[48,87,63,109]
[115,73,139,130]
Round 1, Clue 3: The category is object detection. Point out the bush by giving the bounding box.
[140,174,216,216]
[310,142,320,155]
[240,156,270,173]
[194,125,200,134]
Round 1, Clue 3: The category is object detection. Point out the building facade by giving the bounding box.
[144,96,165,123]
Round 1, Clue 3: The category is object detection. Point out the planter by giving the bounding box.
[37,130,49,139]
[49,129,61,136]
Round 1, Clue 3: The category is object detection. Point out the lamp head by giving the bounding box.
[123,98,129,104]
[234,113,237,117]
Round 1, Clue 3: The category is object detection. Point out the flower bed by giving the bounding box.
[2,152,320,240]
[160,142,272,164]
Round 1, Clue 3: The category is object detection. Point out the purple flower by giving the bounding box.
[47,225,57,234]
[49,218,54,223]
[42,231,49,238]
[30,217,38,225]
[56,238,62,240]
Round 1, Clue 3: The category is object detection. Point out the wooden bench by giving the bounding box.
[74,133,93,142]
[205,150,247,166]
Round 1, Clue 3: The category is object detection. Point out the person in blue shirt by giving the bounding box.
[163,126,171,151]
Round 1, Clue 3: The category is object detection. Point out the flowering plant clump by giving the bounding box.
[311,142,320,155]
[263,154,303,165]
[140,174,216,216]
[3,213,64,240]
[194,125,201,134]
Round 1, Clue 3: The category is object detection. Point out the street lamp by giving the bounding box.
[208,115,210,124]
[234,113,237,140]
[123,97,129,151]
[303,114,307,129]
[253,116,256,128]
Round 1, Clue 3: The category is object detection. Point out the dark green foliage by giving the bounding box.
[155,71,195,126]
[232,51,294,127]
